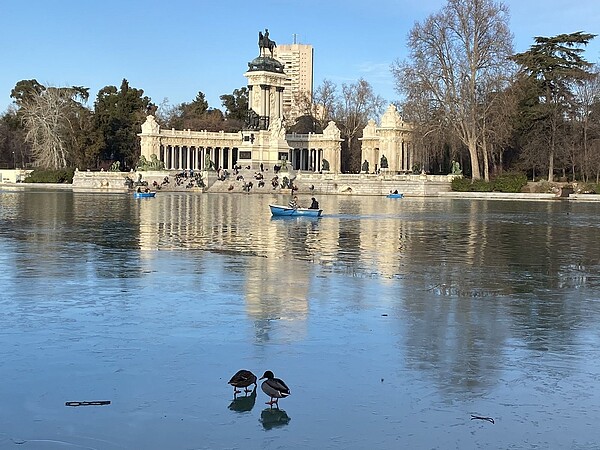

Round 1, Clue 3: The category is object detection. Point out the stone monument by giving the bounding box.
[240,29,290,170]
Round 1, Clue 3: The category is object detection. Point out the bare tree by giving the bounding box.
[392,0,514,180]
[480,82,519,178]
[287,79,340,134]
[20,86,89,169]
[335,78,385,172]
[312,79,338,130]
[573,67,600,182]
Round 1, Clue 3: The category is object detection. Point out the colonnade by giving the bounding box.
[159,145,239,171]
[363,140,413,173]
[289,147,324,172]
[139,115,343,174]
[247,84,284,130]
[155,143,327,173]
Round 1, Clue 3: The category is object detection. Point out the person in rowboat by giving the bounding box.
[288,195,299,209]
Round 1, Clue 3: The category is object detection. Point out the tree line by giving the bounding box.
[1,0,598,182]
[391,0,598,183]
[0,79,252,171]
[0,74,385,174]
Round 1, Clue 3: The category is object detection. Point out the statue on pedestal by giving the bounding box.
[451,160,462,175]
[380,155,388,169]
[205,153,215,171]
[258,29,277,57]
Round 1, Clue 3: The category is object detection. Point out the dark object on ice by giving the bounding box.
[228,386,257,412]
[65,401,111,407]
[260,407,291,429]
[260,370,290,407]
[471,415,494,424]
[228,369,257,397]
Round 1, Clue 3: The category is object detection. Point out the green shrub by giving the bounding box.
[24,168,75,184]
[451,177,473,192]
[451,177,494,192]
[492,172,527,193]
[471,179,494,192]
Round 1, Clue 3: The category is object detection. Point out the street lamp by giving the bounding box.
[12,151,16,169]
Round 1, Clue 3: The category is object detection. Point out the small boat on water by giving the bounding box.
[133,191,156,198]
[269,204,322,217]
[386,193,404,199]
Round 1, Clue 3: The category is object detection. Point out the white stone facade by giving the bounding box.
[138,115,342,173]
[139,41,341,173]
[360,104,414,173]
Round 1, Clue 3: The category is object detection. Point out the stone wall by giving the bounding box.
[292,172,455,197]
[205,170,455,196]
[72,168,455,197]
[71,170,170,191]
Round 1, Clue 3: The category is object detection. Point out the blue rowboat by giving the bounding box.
[269,204,322,217]
[133,191,156,198]
[386,193,403,199]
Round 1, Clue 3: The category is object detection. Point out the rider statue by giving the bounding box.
[258,28,276,57]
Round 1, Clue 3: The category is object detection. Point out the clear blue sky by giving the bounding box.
[1,0,598,114]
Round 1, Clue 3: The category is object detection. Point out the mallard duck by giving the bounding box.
[260,370,290,407]
[228,369,257,397]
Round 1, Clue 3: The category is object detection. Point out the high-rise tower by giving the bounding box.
[273,41,314,121]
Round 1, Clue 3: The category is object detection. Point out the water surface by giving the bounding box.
[1,190,599,449]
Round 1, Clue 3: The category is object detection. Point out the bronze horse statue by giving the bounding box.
[258,29,276,57]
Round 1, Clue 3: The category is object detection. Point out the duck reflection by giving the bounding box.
[260,408,291,430]
[228,386,257,413]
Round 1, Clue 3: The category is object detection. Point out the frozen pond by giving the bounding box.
[1,189,600,449]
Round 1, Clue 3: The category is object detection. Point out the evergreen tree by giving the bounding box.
[512,32,596,181]
[94,79,153,169]
[220,87,249,122]
[0,107,30,168]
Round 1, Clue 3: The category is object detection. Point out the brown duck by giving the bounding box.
[228,369,257,397]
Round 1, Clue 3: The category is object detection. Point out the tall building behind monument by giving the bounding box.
[273,38,314,121]
[138,30,343,175]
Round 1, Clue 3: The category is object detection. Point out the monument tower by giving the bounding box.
[239,29,291,169]
[138,30,343,175]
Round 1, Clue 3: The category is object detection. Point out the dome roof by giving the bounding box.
[247,56,285,73]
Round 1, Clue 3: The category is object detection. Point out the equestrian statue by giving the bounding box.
[258,28,277,57]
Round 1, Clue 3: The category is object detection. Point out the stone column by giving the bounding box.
[260,85,267,117]
[247,85,253,111]
[276,87,284,119]
[260,85,269,129]
[318,149,322,171]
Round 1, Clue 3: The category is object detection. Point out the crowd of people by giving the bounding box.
[139,162,312,195]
